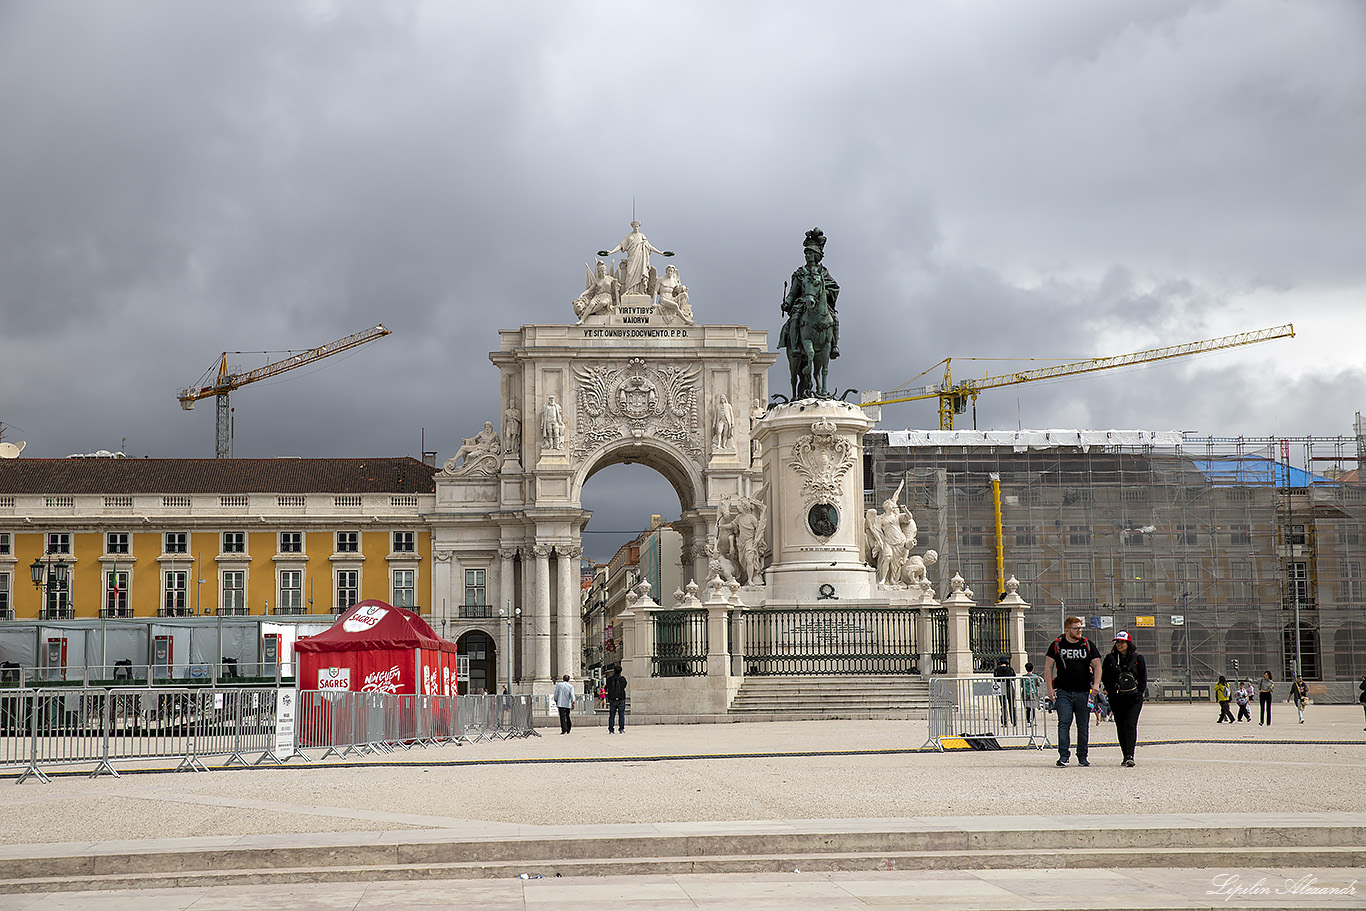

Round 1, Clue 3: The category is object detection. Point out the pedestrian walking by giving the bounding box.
[605,664,628,733]
[1044,616,1102,767]
[1289,675,1309,724]
[1215,676,1234,723]
[1092,686,1110,723]
[1101,630,1147,767]
[1234,680,1252,722]
[1258,671,1274,725]
[1021,662,1039,726]
[994,656,1017,728]
[1358,675,1366,730]
[553,674,575,734]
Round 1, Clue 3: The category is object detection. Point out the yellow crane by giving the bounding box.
[867,323,1295,430]
[178,324,392,458]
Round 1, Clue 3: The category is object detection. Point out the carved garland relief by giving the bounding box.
[572,357,702,462]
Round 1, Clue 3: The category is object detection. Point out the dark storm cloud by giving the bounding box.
[2,1,1363,557]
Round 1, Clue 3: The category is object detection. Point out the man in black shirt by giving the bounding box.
[605,665,628,733]
[1044,616,1102,767]
[993,656,1017,728]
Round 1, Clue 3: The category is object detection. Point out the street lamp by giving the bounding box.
[30,555,69,618]
[499,602,519,694]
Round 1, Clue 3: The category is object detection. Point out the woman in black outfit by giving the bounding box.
[1101,631,1147,768]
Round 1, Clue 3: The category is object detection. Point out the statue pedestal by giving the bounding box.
[755,399,875,602]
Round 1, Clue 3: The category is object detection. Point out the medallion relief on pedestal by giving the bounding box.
[790,417,857,540]
[572,357,701,462]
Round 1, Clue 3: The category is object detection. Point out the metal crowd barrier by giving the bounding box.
[922,675,1049,750]
[531,693,596,721]
[0,685,282,782]
[2,688,541,782]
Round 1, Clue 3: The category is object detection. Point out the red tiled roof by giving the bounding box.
[0,458,437,495]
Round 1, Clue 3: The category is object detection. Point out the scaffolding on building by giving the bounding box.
[867,431,1366,684]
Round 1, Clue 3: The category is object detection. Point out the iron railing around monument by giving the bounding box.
[970,605,1011,672]
[927,607,948,675]
[651,609,709,678]
[741,607,921,676]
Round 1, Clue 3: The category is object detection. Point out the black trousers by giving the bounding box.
[558,706,572,733]
[1259,692,1272,724]
[1111,698,1142,760]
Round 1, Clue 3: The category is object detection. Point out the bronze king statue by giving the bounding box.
[778,227,840,401]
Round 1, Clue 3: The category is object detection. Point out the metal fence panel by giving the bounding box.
[652,610,709,677]
[741,608,921,676]
[923,675,1048,750]
[1,687,536,781]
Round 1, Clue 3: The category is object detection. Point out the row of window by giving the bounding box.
[0,566,419,618]
[960,560,1363,606]
[8,530,418,556]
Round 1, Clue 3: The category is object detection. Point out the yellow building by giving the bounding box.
[0,458,435,621]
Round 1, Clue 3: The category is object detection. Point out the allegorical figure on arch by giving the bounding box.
[779,227,840,400]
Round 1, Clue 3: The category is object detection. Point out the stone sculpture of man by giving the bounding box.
[651,264,693,325]
[502,401,521,456]
[542,395,565,451]
[449,422,500,475]
[713,394,735,450]
[602,220,672,295]
[734,494,768,587]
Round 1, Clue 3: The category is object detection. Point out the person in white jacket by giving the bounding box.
[553,675,575,734]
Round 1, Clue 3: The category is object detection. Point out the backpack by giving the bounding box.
[1110,653,1140,696]
[1114,668,1140,696]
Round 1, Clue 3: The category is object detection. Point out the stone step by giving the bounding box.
[728,676,928,718]
[3,827,1362,893]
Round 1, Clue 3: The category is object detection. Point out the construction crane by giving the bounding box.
[866,324,1295,430]
[178,324,392,458]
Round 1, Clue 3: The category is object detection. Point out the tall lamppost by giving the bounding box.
[499,602,519,693]
[29,554,69,620]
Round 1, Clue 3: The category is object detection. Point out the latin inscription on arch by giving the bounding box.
[582,328,691,338]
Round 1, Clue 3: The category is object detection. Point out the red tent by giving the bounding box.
[295,600,460,695]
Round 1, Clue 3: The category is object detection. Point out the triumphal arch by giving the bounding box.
[428,221,776,690]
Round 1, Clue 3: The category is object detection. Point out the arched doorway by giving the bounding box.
[579,460,686,683]
[457,630,496,694]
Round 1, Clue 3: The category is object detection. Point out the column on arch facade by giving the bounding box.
[556,545,582,680]
[532,544,553,684]
[498,546,518,681]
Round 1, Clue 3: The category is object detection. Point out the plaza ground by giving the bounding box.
[0,703,1363,909]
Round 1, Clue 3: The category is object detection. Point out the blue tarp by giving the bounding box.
[1190,457,1329,488]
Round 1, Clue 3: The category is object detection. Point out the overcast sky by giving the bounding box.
[2,1,1363,561]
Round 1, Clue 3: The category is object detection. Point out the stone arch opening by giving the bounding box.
[456,629,496,694]
[573,436,707,514]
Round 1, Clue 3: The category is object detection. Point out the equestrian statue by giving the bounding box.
[778,227,841,401]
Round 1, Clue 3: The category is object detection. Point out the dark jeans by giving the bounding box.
[1259,692,1272,724]
[558,706,572,733]
[1236,703,1251,721]
[1112,698,1142,760]
[1054,690,1091,761]
[608,699,626,731]
[1217,701,1234,722]
[999,695,1017,728]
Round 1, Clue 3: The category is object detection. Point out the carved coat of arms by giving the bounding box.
[790,417,857,507]
[573,358,701,461]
